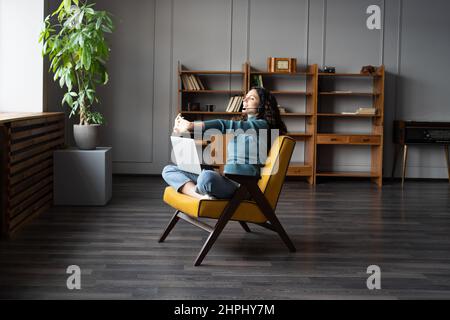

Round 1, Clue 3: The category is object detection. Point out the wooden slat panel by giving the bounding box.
[10,158,52,186]
[10,115,63,128]
[10,167,52,197]
[11,129,64,153]
[11,138,64,164]
[0,125,11,236]
[10,150,53,175]
[10,176,52,208]
[10,195,52,231]
[11,122,64,141]
[10,183,52,218]
[2,113,64,237]
[0,112,63,124]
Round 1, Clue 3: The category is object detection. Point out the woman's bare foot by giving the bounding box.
[180,181,205,199]
[200,194,216,200]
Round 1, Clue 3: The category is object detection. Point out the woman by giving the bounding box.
[162,87,287,200]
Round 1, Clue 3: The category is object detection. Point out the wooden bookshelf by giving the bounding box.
[287,132,314,138]
[318,73,381,77]
[319,92,380,96]
[177,61,249,115]
[179,90,244,94]
[180,70,245,75]
[317,113,378,118]
[316,171,380,177]
[177,61,385,186]
[252,72,314,76]
[287,162,313,176]
[249,64,318,183]
[181,111,243,115]
[315,66,385,186]
[271,91,312,95]
[280,113,314,117]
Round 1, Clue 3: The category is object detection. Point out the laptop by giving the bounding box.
[170,136,203,174]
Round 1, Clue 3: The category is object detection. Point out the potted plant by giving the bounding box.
[40,0,114,150]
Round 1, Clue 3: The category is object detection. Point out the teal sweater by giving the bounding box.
[198,117,269,176]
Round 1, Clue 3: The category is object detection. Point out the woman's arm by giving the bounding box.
[174,115,267,133]
[174,114,204,133]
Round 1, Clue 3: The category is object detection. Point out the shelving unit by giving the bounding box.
[177,61,249,118]
[176,61,384,186]
[248,64,318,184]
[315,66,385,186]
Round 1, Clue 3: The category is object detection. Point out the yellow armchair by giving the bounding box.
[159,136,296,266]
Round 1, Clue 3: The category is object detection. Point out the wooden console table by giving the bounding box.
[392,120,450,187]
[0,112,65,238]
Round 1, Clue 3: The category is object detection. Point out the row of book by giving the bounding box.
[251,75,264,88]
[225,96,243,112]
[181,74,206,91]
[356,107,377,115]
[341,107,377,115]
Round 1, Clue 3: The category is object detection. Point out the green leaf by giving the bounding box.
[95,17,102,30]
[62,92,74,107]
[64,0,71,12]
[52,1,65,16]
[83,48,91,70]
[103,72,109,85]
[59,73,65,88]
[66,72,72,92]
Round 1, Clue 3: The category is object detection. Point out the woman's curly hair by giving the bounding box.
[233,87,287,135]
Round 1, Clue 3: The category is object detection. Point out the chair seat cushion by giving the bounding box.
[163,186,268,223]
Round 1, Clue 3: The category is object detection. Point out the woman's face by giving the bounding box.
[242,89,260,116]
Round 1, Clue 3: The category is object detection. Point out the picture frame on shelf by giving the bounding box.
[267,57,297,73]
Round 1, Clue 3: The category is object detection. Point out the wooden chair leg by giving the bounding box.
[391,144,400,180]
[158,210,180,243]
[239,222,251,232]
[245,183,296,252]
[194,186,248,266]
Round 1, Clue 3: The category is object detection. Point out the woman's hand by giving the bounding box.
[173,114,192,133]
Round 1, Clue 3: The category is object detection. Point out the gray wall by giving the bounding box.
[45,0,450,179]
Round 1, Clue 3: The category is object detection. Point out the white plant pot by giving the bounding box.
[73,124,100,150]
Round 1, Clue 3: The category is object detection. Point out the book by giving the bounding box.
[234,96,243,112]
[196,76,206,90]
[181,74,190,90]
[251,75,264,88]
[229,96,241,112]
[230,96,239,112]
[225,96,236,112]
[257,75,264,87]
[357,107,376,114]
[331,90,353,94]
[187,75,196,90]
[190,75,200,90]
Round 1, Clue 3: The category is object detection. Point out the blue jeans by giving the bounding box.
[162,164,239,199]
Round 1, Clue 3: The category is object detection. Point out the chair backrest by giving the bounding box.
[257,135,296,209]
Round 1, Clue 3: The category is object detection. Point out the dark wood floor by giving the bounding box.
[1,176,449,299]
